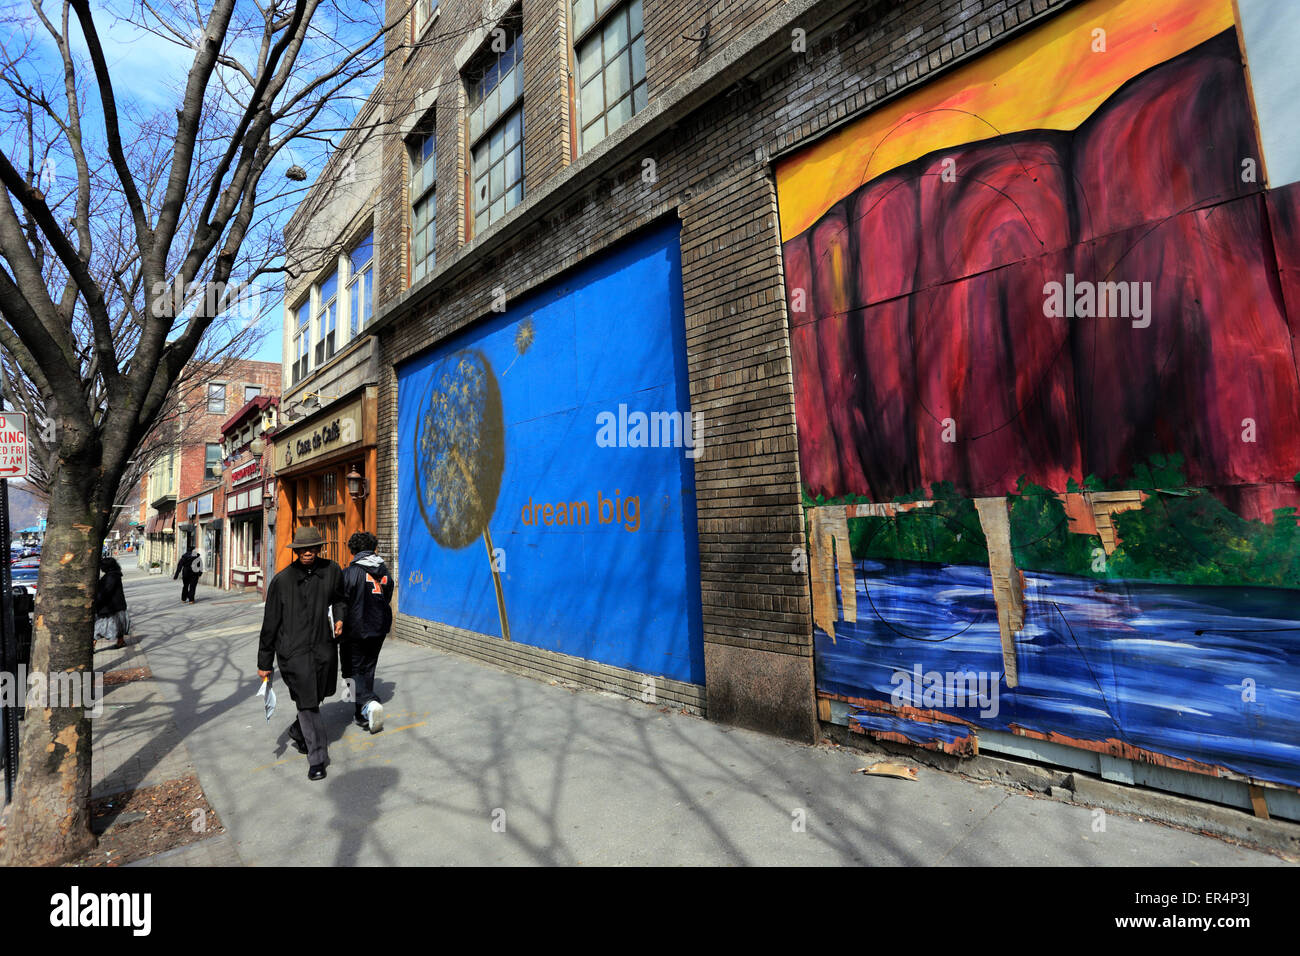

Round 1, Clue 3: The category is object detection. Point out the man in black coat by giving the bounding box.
[340,531,394,734]
[173,544,202,603]
[256,527,345,781]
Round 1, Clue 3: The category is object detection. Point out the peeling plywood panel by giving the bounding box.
[974,497,1023,688]
[808,505,856,642]
[1087,490,1148,554]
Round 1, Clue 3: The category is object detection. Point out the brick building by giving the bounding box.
[220,395,280,593]
[273,87,384,575]
[288,0,1300,819]
[368,0,1030,738]
[142,359,282,582]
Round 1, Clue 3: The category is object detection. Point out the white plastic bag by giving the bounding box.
[258,678,276,721]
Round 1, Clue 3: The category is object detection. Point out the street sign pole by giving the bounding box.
[0,410,29,803]
[1,474,15,803]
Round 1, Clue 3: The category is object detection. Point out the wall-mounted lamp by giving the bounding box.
[346,465,368,500]
[250,437,265,456]
[299,390,340,412]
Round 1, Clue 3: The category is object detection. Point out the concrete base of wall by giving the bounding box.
[823,722,1300,858]
[393,613,707,714]
[703,642,818,744]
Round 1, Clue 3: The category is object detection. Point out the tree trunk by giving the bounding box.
[0,454,104,866]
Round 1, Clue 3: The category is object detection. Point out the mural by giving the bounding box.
[776,0,1300,789]
[397,223,705,684]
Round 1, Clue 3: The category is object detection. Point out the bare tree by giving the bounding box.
[2,309,276,512]
[0,0,405,865]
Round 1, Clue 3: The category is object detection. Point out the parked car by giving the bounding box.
[10,557,39,598]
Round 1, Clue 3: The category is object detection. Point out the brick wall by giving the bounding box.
[372,0,1078,739]
[642,0,784,95]
[522,0,571,184]
[176,360,282,503]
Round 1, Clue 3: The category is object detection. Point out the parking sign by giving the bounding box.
[0,412,28,479]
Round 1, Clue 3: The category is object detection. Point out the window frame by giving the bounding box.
[207,382,226,415]
[244,384,261,404]
[412,0,440,42]
[572,0,646,154]
[407,123,437,285]
[292,299,310,385]
[314,270,338,366]
[203,443,223,483]
[348,231,375,332]
[291,218,375,387]
[464,11,525,237]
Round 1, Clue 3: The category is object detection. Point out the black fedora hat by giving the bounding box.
[289,526,326,550]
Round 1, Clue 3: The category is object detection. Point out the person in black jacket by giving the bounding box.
[173,545,202,603]
[93,557,129,650]
[256,527,346,781]
[339,531,394,733]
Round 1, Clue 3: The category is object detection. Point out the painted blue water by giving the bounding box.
[816,560,1300,788]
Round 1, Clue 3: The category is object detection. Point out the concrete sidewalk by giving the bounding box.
[107,567,1291,866]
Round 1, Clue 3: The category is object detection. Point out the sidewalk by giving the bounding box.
[88,570,247,866]
[103,566,1292,866]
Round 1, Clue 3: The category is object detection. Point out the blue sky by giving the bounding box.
[13,1,381,365]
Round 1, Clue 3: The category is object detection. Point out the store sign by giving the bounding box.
[275,395,363,472]
[230,459,261,484]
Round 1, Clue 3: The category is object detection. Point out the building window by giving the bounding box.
[413,0,439,38]
[204,443,222,482]
[292,301,310,384]
[315,270,338,365]
[245,385,261,404]
[408,128,436,283]
[207,383,226,415]
[466,14,524,235]
[574,0,645,153]
[349,232,375,332]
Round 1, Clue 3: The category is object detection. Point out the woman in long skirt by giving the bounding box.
[93,557,130,650]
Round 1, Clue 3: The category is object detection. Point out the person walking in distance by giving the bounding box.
[257,527,345,780]
[174,543,202,604]
[340,532,393,733]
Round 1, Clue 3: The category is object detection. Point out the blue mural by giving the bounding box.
[397,222,705,684]
[817,560,1300,788]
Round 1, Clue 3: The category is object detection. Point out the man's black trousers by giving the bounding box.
[342,634,385,716]
[180,575,198,602]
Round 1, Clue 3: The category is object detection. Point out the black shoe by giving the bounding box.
[308,764,326,781]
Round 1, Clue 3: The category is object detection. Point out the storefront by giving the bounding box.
[273,385,378,572]
[145,507,176,571]
[179,491,223,587]
[226,456,267,591]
